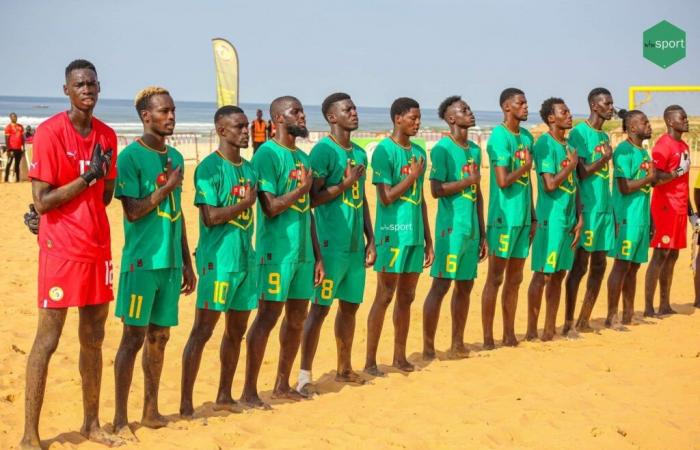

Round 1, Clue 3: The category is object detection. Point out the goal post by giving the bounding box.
[628,85,700,111]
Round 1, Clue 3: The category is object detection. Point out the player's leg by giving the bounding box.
[393,271,420,371]
[526,272,546,341]
[298,303,330,391]
[141,324,170,428]
[563,248,590,334]
[113,324,147,433]
[542,271,566,341]
[502,257,526,346]
[215,309,250,410]
[643,248,669,316]
[422,277,452,360]
[449,279,473,358]
[364,272,399,375]
[621,262,641,324]
[13,150,22,182]
[180,308,221,417]
[657,250,679,315]
[20,308,67,449]
[576,250,607,332]
[695,241,700,308]
[482,255,507,349]
[272,298,309,399]
[605,259,631,327]
[335,300,362,383]
[5,151,15,181]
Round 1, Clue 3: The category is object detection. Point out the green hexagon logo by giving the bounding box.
[643,20,686,68]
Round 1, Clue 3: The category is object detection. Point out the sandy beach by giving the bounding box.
[0,161,699,450]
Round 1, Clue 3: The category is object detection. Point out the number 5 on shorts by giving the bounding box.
[268,272,281,294]
[498,234,509,253]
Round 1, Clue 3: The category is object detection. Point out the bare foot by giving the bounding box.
[565,328,582,340]
[576,322,594,333]
[541,332,554,342]
[112,424,139,443]
[422,349,436,361]
[82,425,126,447]
[179,403,194,419]
[240,393,272,410]
[18,436,41,450]
[447,345,470,360]
[482,339,495,350]
[392,359,415,372]
[213,399,244,413]
[561,321,573,336]
[271,387,307,401]
[643,308,655,317]
[141,413,168,429]
[363,365,386,377]
[694,300,700,308]
[657,305,677,315]
[335,370,366,384]
[503,335,519,347]
[524,331,538,341]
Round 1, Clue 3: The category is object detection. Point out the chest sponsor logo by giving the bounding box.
[286,161,309,213]
[228,177,253,229]
[461,160,478,201]
[513,145,530,186]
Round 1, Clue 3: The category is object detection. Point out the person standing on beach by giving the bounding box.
[251,109,269,153]
[526,98,582,341]
[562,88,614,334]
[5,112,25,182]
[179,105,258,417]
[364,97,434,375]
[481,88,534,349]
[240,96,325,408]
[422,96,485,360]
[296,93,375,395]
[644,105,695,316]
[22,59,122,449]
[112,86,197,438]
[605,110,654,328]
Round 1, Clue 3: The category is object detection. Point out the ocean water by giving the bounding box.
[0,95,557,134]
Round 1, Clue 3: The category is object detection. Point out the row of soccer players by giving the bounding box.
[20,59,695,448]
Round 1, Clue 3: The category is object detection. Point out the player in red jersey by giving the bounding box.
[20,60,122,449]
[644,105,696,316]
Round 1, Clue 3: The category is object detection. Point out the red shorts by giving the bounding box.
[650,211,687,249]
[38,251,114,308]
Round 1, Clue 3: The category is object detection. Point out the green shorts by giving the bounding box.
[430,233,479,280]
[196,263,257,312]
[374,243,424,274]
[259,261,314,302]
[531,223,575,273]
[115,268,182,327]
[486,225,531,259]
[608,222,650,264]
[579,211,614,252]
[313,251,365,306]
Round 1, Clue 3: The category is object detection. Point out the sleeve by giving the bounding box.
[28,125,60,185]
[487,130,510,168]
[371,142,393,185]
[105,129,118,180]
[193,163,218,207]
[115,151,142,199]
[252,148,278,194]
[651,139,669,171]
[535,138,556,175]
[429,143,448,182]
[568,129,588,163]
[310,143,331,178]
[613,148,631,179]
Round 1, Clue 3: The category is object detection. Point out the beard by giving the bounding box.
[288,124,309,138]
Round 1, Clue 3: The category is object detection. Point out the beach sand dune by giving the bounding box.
[1,165,698,449]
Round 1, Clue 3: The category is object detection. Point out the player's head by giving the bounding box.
[663,104,688,133]
[135,86,175,137]
[438,95,475,129]
[390,97,420,137]
[215,105,249,148]
[618,109,651,140]
[499,88,528,121]
[539,97,572,130]
[270,95,308,138]
[63,59,99,112]
[256,109,263,119]
[321,92,358,132]
[587,87,614,120]
[8,112,17,123]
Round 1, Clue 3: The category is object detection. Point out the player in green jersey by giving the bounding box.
[364,97,434,375]
[563,88,615,335]
[525,98,582,342]
[113,87,197,437]
[296,93,376,394]
[179,106,258,417]
[422,96,485,360]
[482,88,535,349]
[240,96,325,408]
[606,110,655,328]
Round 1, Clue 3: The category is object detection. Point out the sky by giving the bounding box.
[1,0,698,113]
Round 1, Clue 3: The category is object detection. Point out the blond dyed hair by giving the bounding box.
[134,86,171,118]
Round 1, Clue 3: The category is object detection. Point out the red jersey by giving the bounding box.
[651,133,689,215]
[29,112,117,262]
[4,122,24,149]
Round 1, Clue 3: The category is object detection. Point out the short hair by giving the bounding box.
[438,95,462,120]
[539,97,566,124]
[65,59,97,80]
[390,97,420,122]
[214,105,245,123]
[587,87,611,105]
[269,95,301,121]
[617,109,644,133]
[134,86,171,118]
[499,88,524,107]
[663,104,685,120]
[321,92,351,121]
[9,112,16,117]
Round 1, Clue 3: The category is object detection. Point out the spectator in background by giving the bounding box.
[5,112,25,182]
[250,109,270,153]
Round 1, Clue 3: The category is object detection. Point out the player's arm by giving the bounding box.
[362,193,376,266]
[617,165,656,195]
[376,157,424,206]
[421,194,434,267]
[310,162,365,207]
[577,147,612,180]
[31,178,90,214]
[430,172,479,198]
[258,167,311,218]
[121,161,182,222]
[103,179,115,206]
[476,188,487,260]
[310,214,325,287]
[541,151,577,192]
[493,148,532,188]
[199,183,256,227]
[180,214,196,295]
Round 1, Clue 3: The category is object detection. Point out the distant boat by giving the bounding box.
[32,104,49,109]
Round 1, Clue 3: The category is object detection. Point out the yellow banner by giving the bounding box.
[211,38,239,107]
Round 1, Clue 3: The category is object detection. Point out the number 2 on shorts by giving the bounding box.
[621,240,632,256]
[268,272,281,294]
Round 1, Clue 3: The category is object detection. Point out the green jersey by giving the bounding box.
[533,133,578,228]
[371,138,427,246]
[194,151,257,272]
[486,124,534,227]
[115,140,184,272]
[568,122,612,215]
[612,140,652,226]
[310,136,367,253]
[252,140,313,264]
[429,136,482,239]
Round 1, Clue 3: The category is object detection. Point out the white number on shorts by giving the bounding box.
[105,260,113,286]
